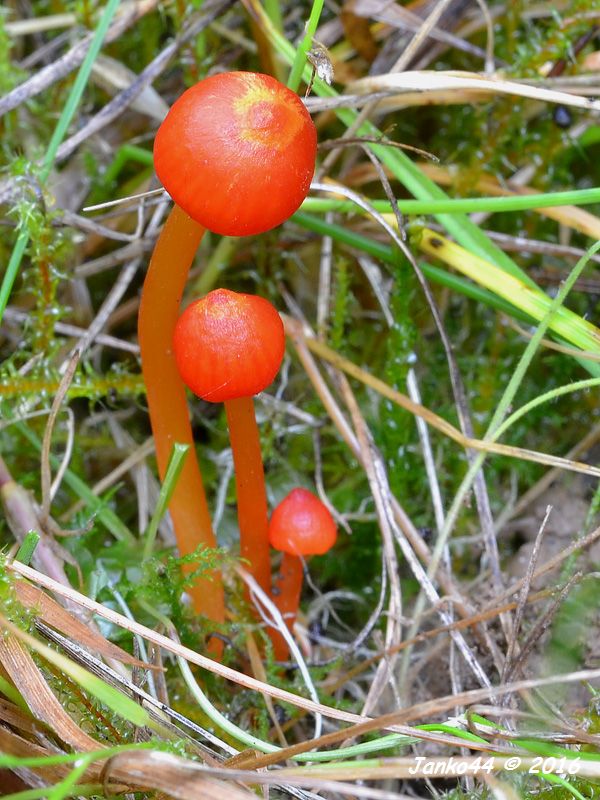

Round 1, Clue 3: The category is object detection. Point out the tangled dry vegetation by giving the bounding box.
[2,0,600,798]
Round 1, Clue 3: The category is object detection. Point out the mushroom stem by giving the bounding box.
[272,552,304,660]
[138,204,224,625]
[224,396,272,597]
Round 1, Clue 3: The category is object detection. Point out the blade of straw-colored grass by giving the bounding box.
[419,229,600,358]
[0,634,101,751]
[0,0,121,324]
[142,443,189,559]
[15,582,150,668]
[350,70,600,112]
[403,238,600,675]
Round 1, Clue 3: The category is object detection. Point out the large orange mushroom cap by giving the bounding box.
[269,488,337,557]
[173,288,285,403]
[154,71,317,237]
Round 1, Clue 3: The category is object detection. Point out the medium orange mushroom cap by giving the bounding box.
[173,288,285,403]
[268,488,337,557]
[154,71,317,237]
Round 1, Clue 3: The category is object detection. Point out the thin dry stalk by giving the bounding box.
[501,506,552,685]
[40,351,79,525]
[337,373,403,713]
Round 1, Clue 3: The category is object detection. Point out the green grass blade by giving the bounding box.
[15,531,40,566]
[287,0,325,93]
[302,186,600,215]
[421,229,600,358]
[142,443,189,559]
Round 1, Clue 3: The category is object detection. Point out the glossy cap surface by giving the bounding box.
[268,488,337,556]
[154,71,317,236]
[173,288,285,403]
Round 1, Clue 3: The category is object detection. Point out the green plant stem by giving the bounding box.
[179,650,494,761]
[287,0,325,92]
[0,0,121,324]
[493,376,600,442]
[48,759,93,800]
[142,443,189,559]
[302,186,600,214]
[15,531,40,565]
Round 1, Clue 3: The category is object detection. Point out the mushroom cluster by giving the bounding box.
[140,70,337,656]
[139,71,317,628]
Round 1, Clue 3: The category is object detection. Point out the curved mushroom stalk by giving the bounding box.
[138,206,224,624]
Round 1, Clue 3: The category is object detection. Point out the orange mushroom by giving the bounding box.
[269,488,337,659]
[173,288,285,598]
[138,72,317,624]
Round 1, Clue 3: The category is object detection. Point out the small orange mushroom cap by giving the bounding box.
[154,71,317,237]
[268,488,337,557]
[173,288,285,403]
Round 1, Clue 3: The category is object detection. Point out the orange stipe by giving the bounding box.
[138,205,224,628]
[225,396,272,596]
[271,552,304,661]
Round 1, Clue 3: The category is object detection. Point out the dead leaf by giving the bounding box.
[104,750,256,800]
[0,634,102,751]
